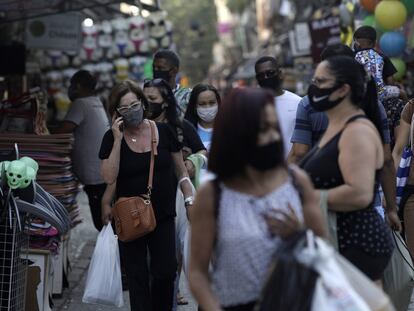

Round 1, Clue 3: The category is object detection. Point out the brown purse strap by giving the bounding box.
[147,120,158,196]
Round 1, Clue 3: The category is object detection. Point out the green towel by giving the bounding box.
[187,154,205,189]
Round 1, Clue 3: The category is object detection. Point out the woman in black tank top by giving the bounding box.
[300,56,394,282]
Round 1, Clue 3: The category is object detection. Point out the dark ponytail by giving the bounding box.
[361,78,383,142]
[326,56,384,142]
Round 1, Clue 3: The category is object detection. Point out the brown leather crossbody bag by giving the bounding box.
[112,120,157,242]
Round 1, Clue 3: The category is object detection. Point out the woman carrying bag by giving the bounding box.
[99,80,193,311]
[300,56,396,282]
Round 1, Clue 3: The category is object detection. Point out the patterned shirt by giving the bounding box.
[211,180,303,307]
[173,84,192,118]
[355,48,399,102]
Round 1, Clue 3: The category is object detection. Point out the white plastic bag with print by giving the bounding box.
[82,224,123,307]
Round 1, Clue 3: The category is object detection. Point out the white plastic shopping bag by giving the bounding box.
[297,231,394,311]
[383,232,414,311]
[335,252,394,311]
[82,224,123,307]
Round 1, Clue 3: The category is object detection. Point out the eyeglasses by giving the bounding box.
[256,69,277,81]
[117,100,143,114]
[143,78,169,88]
[311,77,335,87]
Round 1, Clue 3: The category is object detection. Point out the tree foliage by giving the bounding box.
[159,0,218,85]
[226,0,250,14]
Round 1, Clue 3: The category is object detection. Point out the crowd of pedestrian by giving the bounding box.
[60,24,414,311]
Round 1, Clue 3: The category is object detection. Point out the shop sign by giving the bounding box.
[289,23,312,57]
[25,13,82,52]
[308,14,341,63]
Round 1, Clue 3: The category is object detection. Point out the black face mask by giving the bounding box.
[307,84,345,112]
[146,102,165,120]
[247,141,284,171]
[153,69,171,83]
[258,76,282,91]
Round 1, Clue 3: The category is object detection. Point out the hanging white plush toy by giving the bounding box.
[129,56,147,81]
[96,62,114,89]
[129,16,149,54]
[111,17,134,58]
[80,25,102,62]
[46,71,63,95]
[36,50,49,70]
[62,68,77,89]
[45,50,64,69]
[65,50,82,67]
[114,58,129,82]
[82,63,97,75]
[148,10,173,51]
[98,20,114,60]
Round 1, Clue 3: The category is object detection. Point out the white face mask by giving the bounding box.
[197,105,218,123]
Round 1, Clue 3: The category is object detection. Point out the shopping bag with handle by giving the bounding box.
[383,231,414,311]
[82,223,123,307]
[296,231,394,311]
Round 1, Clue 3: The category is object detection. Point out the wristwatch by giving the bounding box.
[184,196,194,207]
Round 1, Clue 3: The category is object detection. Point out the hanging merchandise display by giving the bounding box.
[375,0,407,31]
[38,10,174,116]
[129,16,150,54]
[380,31,407,57]
[111,17,135,58]
[147,10,173,51]
[80,25,102,62]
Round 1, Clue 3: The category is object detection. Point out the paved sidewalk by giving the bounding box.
[54,191,196,311]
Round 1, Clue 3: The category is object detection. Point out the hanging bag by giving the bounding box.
[111,120,157,242]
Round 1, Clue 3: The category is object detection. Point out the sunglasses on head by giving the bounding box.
[143,78,169,88]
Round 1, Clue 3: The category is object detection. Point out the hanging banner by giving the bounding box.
[308,14,341,63]
[25,13,82,52]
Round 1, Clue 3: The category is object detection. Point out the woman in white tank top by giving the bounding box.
[188,88,326,311]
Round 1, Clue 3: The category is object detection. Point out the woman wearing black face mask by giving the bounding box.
[143,78,207,307]
[99,80,194,311]
[189,88,325,311]
[301,56,395,283]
